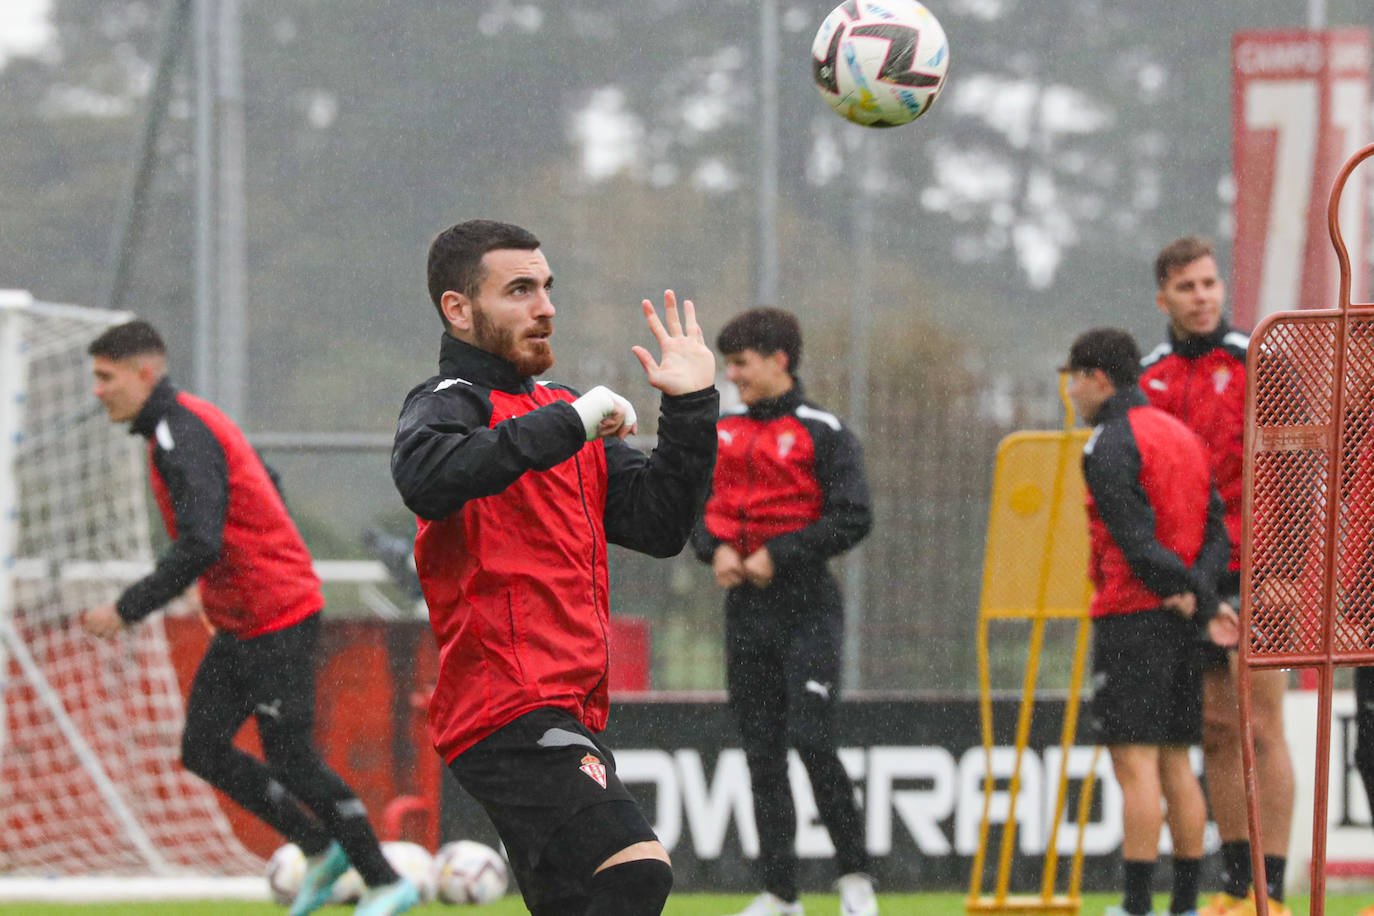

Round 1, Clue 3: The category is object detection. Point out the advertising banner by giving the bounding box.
[1231,29,1372,328]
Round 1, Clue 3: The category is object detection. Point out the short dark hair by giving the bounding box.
[1155,236,1215,288]
[1063,328,1141,388]
[426,220,541,326]
[88,320,166,361]
[716,308,802,375]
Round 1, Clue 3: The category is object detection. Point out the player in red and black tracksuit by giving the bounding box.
[1139,236,1295,915]
[82,321,414,916]
[1066,328,1235,916]
[689,308,875,916]
[391,220,718,916]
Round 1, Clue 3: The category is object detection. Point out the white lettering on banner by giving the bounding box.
[677,749,758,858]
[1041,747,1124,856]
[1331,40,1371,74]
[1235,40,1325,76]
[616,749,682,849]
[956,747,1042,854]
[618,745,1127,861]
[1287,690,1374,880]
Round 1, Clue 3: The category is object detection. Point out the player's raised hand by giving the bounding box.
[631,290,715,396]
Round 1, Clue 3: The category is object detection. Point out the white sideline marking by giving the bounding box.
[0,876,267,902]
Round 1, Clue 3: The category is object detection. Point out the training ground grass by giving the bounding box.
[3,893,1371,915]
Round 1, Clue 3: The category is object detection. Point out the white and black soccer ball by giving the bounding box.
[432,839,509,905]
[811,0,950,127]
[329,840,437,904]
[265,843,306,906]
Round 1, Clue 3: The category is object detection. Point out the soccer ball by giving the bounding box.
[432,839,509,905]
[265,843,306,906]
[811,0,950,127]
[330,840,437,904]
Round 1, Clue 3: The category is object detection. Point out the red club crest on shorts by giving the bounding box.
[579,753,607,789]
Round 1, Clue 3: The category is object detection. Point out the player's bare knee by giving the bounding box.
[595,839,670,873]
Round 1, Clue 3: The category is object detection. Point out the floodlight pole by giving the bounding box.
[756,0,779,308]
[842,133,878,690]
[104,0,193,313]
[216,0,247,422]
[192,0,216,402]
[1307,0,1327,29]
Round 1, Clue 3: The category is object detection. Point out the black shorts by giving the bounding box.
[1089,609,1202,746]
[448,708,657,908]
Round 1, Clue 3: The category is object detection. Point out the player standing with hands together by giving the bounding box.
[1140,237,1295,916]
[690,308,875,916]
[391,219,718,916]
[1065,328,1238,916]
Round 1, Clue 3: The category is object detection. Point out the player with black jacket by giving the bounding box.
[689,308,875,916]
[391,219,718,916]
[1064,328,1237,916]
[82,320,416,916]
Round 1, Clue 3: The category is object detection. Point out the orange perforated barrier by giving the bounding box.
[1240,142,1374,916]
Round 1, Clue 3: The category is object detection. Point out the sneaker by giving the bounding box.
[1199,894,1244,916]
[726,892,805,916]
[1229,895,1290,916]
[289,841,351,916]
[353,877,421,916]
[836,872,878,916]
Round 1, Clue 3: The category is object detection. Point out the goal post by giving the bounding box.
[0,292,261,880]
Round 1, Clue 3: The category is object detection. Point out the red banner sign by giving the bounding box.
[1232,29,1372,327]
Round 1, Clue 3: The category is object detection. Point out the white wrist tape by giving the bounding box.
[570,385,637,441]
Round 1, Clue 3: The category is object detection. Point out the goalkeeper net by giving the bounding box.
[0,292,260,876]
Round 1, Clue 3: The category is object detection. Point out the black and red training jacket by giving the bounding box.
[118,378,323,638]
[391,335,717,763]
[1139,322,1248,570]
[691,384,870,575]
[1082,387,1230,623]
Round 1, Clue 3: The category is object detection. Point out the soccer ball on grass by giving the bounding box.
[265,843,306,906]
[811,0,950,127]
[432,839,509,905]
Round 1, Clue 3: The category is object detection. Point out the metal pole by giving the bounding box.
[104,0,193,313]
[216,0,246,420]
[756,0,779,308]
[843,133,877,690]
[1307,0,1327,29]
[192,0,216,400]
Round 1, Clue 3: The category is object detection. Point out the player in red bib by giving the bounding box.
[83,320,416,916]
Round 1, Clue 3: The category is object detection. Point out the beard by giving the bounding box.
[471,304,554,377]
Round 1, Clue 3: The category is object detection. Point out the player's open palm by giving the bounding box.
[632,290,715,396]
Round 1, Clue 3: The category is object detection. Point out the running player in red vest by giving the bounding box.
[82,320,416,916]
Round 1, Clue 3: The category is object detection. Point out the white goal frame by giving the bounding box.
[0,291,265,899]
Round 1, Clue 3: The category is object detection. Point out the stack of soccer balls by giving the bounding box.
[267,838,509,906]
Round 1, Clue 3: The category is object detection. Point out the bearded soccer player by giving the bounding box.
[1139,237,1296,916]
[391,219,718,916]
[83,320,416,916]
